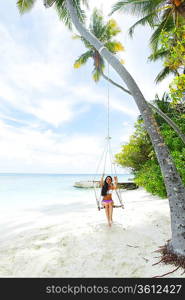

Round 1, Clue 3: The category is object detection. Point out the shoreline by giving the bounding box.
[0,187,184,278]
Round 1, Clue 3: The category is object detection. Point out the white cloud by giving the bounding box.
[0,20,83,127]
[9,62,66,91]
[27,99,74,127]
[0,81,16,103]
[70,83,139,117]
[0,119,103,173]
[0,4,77,96]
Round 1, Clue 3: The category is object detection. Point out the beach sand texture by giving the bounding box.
[0,187,184,278]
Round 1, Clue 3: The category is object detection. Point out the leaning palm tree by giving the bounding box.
[111,0,185,51]
[73,9,185,144]
[17,0,185,261]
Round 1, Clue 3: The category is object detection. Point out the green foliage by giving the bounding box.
[160,26,185,70]
[134,160,167,198]
[169,74,185,103]
[56,0,86,30]
[17,0,36,13]
[151,26,185,100]
[74,50,93,68]
[111,0,185,50]
[116,96,185,197]
[171,148,185,180]
[115,120,154,171]
[149,21,185,83]
[110,0,185,83]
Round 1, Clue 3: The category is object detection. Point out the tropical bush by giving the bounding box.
[115,97,185,197]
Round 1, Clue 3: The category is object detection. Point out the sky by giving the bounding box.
[0,0,172,174]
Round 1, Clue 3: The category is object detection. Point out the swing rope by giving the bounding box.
[93,140,108,210]
[107,63,110,140]
[93,62,124,210]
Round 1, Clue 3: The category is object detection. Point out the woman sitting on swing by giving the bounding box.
[100,175,118,227]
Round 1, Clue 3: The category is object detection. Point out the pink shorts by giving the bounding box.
[102,199,113,203]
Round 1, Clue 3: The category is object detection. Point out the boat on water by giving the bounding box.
[73,181,100,188]
[73,180,138,189]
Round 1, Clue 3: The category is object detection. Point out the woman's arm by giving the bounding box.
[100,176,104,187]
[113,176,118,189]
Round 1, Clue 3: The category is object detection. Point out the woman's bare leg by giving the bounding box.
[106,204,112,227]
[108,203,113,224]
[104,204,111,226]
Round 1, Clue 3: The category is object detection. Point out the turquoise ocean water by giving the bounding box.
[0,173,133,211]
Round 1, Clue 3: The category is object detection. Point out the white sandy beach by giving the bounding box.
[0,187,184,278]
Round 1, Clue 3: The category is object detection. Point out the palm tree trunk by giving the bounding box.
[66,0,185,256]
[18,0,185,258]
[102,72,185,144]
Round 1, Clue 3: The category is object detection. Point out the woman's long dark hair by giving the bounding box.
[101,176,113,196]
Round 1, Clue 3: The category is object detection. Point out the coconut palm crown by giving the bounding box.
[73,8,124,81]
[111,0,185,51]
[111,0,185,83]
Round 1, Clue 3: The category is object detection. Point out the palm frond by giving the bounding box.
[105,41,124,53]
[105,19,121,39]
[44,0,88,9]
[81,37,93,49]
[71,34,81,39]
[72,34,94,49]
[150,10,174,51]
[80,0,89,9]
[90,8,107,40]
[110,0,162,17]
[128,11,160,37]
[55,0,86,30]
[92,68,101,82]
[155,66,173,84]
[72,0,86,23]
[17,0,37,14]
[55,0,72,30]
[73,0,86,24]
[148,49,169,62]
[74,50,93,68]
[44,0,56,8]
[160,6,175,26]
